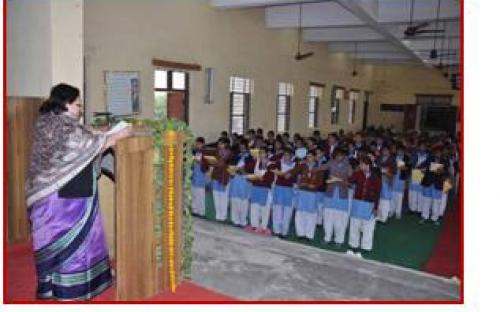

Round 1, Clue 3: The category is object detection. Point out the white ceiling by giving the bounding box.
[210,0,460,68]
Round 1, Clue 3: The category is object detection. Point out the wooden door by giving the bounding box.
[7,97,43,244]
[167,91,186,122]
[404,105,418,132]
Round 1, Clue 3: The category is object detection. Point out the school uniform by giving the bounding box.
[324,142,338,160]
[229,152,255,226]
[391,153,410,219]
[295,162,323,240]
[376,155,397,222]
[420,158,438,221]
[211,148,232,221]
[191,150,210,216]
[427,156,450,222]
[271,159,297,236]
[321,157,352,244]
[249,159,276,231]
[294,147,308,161]
[316,156,328,225]
[348,170,382,251]
[409,150,429,213]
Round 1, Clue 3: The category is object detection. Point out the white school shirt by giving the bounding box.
[254,160,267,177]
[280,160,295,173]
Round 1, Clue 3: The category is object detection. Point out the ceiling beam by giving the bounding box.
[265,2,365,28]
[335,0,423,63]
[377,0,460,24]
[353,52,412,60]
[303,27,384,42]
[211,0,321,9]
[329,42,403,53]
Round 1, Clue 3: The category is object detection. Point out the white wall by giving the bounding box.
[7,0,83,97]
[367,64,460,131]
[83,0,458,140]
[50,0,84,91]
[7,0,52,97]
[83,0,374,142]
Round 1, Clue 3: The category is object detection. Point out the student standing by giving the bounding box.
[409,141,429,213]
[314,148,328,225]
[192,137,210,217]
[271,148,297,237]
[295,152,323,240]
[377,145,397,222]
[228,140,255,226]
[211,138,232,221]
[347,156,382,257]
[391,144,410,219]
[318,148,352,245]
[423,147,449,224]
[248,149,276,234]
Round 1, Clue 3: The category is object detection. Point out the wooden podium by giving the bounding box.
[114,131,184,300]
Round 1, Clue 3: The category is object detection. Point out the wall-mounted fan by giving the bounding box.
[295,4,314,61]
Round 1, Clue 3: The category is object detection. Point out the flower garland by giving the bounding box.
[117,117,194,282]
[167,131,176,292]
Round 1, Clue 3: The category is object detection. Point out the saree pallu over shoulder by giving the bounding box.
[26,113,106,207]
[30,170,112,300]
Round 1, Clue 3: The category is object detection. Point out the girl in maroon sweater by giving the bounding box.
[210,138,232,221]
[347,156,382,257]
[271,148,297,237]
[295,152,324,240]
[247,149,276,234]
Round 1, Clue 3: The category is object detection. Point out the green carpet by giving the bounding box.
[200,190,455,271]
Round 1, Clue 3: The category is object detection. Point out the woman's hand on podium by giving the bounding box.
[103,126,133,150]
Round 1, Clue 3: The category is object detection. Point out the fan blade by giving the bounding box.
[414,29,445,34]
[295,52,314,60]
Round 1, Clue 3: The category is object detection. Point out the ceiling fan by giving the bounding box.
[427,0,452,60]
[295,4,314,61]
[404,0,444,38]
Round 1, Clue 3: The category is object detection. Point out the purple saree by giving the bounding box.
[26,112,112,300]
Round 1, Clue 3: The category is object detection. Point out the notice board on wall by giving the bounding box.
[105,71,140,116]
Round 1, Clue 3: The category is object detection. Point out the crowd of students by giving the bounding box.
[191,127,460,258]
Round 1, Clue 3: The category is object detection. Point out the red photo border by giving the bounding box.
[2,0,465,305]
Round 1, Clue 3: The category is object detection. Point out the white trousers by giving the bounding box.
[323,209,349,244]
[231,197,249,226]
[272,204,294,235]
[250,193,272,230]
[191,186,206,216]
[295,211,317,239]
[349,217,376,251]
[391,192,404,219]
[430,193,449,221]
[317,204,324,225]
[377,199,392,222]
[408,188,421,212]
[213,187,229,221]
[420,196,433,220]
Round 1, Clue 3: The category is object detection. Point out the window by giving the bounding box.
[154,69,189,119]
[171,71,186,90]
[277,82,293,133]
[308,85,323,129]
[331,86,344,125]
[230,76,253,135]
[348,90,359,125]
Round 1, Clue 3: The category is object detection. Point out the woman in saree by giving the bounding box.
[25,83,132,300]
